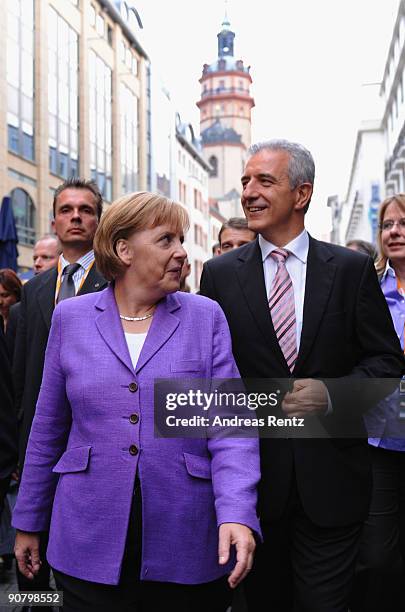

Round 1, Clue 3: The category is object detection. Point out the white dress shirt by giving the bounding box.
[59,250,95,293]
[259,229,309,351]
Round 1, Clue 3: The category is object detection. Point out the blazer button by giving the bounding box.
[129,382,138,393]
[129,445,138,456]
[130,414,139,424]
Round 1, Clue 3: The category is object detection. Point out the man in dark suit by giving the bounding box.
[6,235,60,359]
[200,140,405,611]
[13,177,107,599]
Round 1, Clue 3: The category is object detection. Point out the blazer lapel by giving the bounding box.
[36,269,58,331]
[294,237,336,372]
[135,294,180,374]
[78,264,108,295]
[95,285,134,375]
[236,240,287,370]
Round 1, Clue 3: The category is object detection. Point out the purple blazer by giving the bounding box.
[13,286,260,585]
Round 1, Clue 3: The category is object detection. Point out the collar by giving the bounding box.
[380,260,396,283]
[59,250,95,273]
[258,229,309,264]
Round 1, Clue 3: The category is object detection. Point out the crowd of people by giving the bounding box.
[0,138,405,612]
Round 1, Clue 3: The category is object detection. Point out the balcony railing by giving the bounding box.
[201,86,250,99]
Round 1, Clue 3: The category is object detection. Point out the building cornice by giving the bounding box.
[199,70,252,84]
[98,0,149,59]
[197,92,255,108]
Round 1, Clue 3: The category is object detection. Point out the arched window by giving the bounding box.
[209,155,218,178]
[9,188,36,245]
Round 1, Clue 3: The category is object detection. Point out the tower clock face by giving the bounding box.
[223,46,229,52]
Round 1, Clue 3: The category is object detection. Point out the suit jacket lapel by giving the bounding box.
[294,237,336,372]
[95,285,134,375]
[236,240,287,370]
[36,269,57,331]
[78,264,107,295]
[135,294,180,374]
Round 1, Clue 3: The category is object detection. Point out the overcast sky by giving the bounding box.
[135,0,400,239]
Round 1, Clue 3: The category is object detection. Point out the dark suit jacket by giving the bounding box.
[13,264,107,468]
[200,236,405,527]
[0,324,17,509]
[6,302,20,361]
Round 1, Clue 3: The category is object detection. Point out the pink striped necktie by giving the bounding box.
[268,248,297,372]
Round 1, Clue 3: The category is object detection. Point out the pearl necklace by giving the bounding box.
[119,312,154,322]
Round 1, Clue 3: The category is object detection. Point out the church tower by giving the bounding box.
[197,11,254,204]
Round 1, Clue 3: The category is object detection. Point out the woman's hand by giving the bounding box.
[15,530,41,579]
[218,522,256,588]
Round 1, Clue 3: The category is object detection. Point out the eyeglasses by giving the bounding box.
[380,218,405,231]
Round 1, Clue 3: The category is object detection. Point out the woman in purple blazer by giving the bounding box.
[13,192,260,611]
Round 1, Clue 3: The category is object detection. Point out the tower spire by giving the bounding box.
[218,1,234,57]
[222,0,230,30]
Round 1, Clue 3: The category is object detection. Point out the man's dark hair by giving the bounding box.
[52,178,103,220]
[218,217,255,245]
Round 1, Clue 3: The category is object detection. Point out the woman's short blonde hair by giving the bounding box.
[375,193,405,275]
[94,191,190,281]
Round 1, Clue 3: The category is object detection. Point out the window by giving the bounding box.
[96,14,105,37]
[89,51,113,200]
[209,155,218,177]
[48,7,79,179]
[89,4,96,26]
[119,40,126,64]
[120,83,138,195]
[10,187,35,245]
[132,55,138,76]
[7,0,35,161]
[126,47,132,69]
[107,24,113,46]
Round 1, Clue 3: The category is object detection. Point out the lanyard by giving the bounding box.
[54,258,95,305]
[396,277,405,354]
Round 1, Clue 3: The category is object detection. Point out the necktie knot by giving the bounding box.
[271,248,289,264]
[57,263,81,303]
[63,263,81,278]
